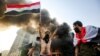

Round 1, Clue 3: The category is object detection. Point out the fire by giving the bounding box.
[0,26,20,52]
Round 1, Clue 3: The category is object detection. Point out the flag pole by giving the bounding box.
[39,10,42,39]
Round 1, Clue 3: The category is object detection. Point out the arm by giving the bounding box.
[75,46,78,56]
[27,47,34,56]
[39,24,42,39]
[50,29,57,39]
[27,42,36,56]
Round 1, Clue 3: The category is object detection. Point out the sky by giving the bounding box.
[41,0,100,29]
[0,0,100,52]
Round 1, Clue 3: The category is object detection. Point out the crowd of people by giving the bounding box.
[22,21,100,56]
[0,0,100,56]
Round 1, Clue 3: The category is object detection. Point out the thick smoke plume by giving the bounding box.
[0,0,34,30]
[0,0,58,33]
[40,9,59,33]
[0,14,39,28]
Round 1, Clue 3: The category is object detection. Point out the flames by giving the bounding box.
[0,26,20,52]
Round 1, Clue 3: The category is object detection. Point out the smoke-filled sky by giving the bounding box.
[0,0,40,52]
[0,0,100,52]
[0,0,40,28]
[41,0,100,29]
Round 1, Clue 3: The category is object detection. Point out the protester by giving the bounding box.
[27,37,41,56]
[20,22,37,56]
[40,31,51,56]
[95,43,100,56]
[73,21,100,56]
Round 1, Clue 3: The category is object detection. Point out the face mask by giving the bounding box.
[74,27,80,33]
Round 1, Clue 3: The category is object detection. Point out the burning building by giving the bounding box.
[7,26,39,56]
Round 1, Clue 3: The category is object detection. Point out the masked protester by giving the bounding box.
[73,21,100,56]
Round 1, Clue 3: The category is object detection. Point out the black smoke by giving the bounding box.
[0,14,33,26]
[0,0,35,29]
[0,8,58,33]
[56,22,71,38]
[40,9,58,33]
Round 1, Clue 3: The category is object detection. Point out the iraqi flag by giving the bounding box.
[74,25,100,46]
[5,2,40,15]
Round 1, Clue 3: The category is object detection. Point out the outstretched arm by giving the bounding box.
[39,23,43,39]
[50,28,57,39]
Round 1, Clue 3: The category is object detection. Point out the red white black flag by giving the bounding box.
[5,2,40,15]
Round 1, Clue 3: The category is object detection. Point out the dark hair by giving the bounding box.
[36,37,40,41]
[43,33,50,43]
[73,21,83,27]
[56,22,70,38]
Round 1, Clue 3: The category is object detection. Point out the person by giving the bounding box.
[27,37,41,56]
[95,43,100,56]
[73,21,100,56]
[40,31,51,56]
[51,23,74,56]
[20,22,38,56]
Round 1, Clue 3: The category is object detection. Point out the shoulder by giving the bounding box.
[85,25,98,31]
